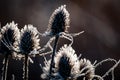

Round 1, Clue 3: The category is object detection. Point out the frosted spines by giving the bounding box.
[41,45,80,80]
[78,58,95,79]
[19,25,40,54]
[0,21,20,80]
[55,44,80,77]
[46,5,70,36]
[0,21,20,55]
[20,25,40,80]
[40,45,96,80]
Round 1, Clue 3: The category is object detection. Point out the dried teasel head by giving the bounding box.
[19,25,40,54]
[0,21,20,56]
[54,44,80,79]
[41,45,80,80]
[77,58,95,80]
[45,5,70,36]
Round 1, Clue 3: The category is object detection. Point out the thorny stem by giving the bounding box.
[23,54,29,80]
[2,54,9,80]
[49,35,59,78]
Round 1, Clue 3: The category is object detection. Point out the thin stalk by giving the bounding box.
[23,54,29,80]
[49,35,59,78]
[2,54,9,80]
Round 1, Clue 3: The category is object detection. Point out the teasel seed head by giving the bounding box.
[41,44,80,80]
[54,44,80,80]
[77,58,95,80]
[19,25,40,54]
[46,5,70,36]
[0,21,20,55]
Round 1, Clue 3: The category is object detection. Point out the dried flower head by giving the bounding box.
[45,5,70,36]
[77,58,95,80]
[19,25,40,54]
[54,45,80,79]
[0,21,20,55]
[41,45,80,80]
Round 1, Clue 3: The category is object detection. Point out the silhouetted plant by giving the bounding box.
[19,25,40,80]
[39,5,83,79]
[41,44,80,80]
[0,22,20,80]
[40,5,120,80]
[0,5,119,80]
[41,45,120,80]
[46,5,70,77]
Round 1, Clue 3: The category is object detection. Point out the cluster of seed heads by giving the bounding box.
[0,5,120,80]
[40,44,120,80]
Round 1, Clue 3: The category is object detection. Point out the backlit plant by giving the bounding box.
[0,5,119,80]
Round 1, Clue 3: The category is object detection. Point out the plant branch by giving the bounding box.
[49,35,59,78]
[23,54,29,80]
[2,54,9,80]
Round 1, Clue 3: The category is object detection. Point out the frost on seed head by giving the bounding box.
[0,21,20,55]
[19,25,40,54]
[41,44,80,80]
[45,5,70,36]
[54,44,80,79]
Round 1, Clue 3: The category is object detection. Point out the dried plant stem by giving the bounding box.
[23,54,29,80]
[102,60,120,78]
[49,35,59,78]
[2,54,9,80]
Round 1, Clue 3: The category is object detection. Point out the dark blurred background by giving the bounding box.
[0,0,120,80]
